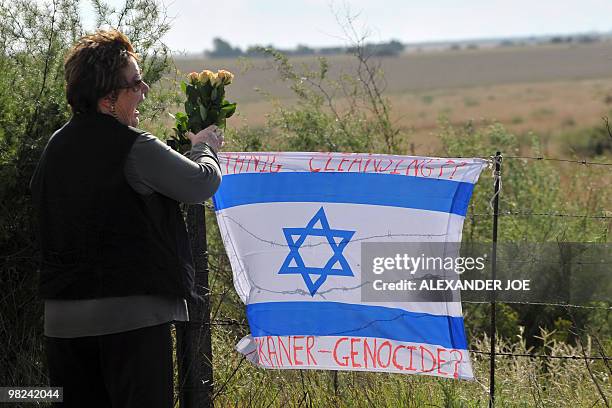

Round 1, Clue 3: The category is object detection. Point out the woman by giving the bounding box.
[30,29,222,407]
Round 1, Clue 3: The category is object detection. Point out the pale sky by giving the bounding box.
[81,0,612,54]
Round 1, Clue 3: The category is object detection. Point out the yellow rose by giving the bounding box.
[217,69,234,86]
[187,72,199,84]
[198,69,214,85]
[208,72,221,87]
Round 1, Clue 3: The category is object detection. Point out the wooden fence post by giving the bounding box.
[177,203,214,407]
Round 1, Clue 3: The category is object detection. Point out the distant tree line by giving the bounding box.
[549,34,599,44]
[205,38,405,58]
[498,34,601,48]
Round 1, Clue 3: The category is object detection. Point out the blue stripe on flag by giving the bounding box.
[213,172,474,216]
[246,301,468,350]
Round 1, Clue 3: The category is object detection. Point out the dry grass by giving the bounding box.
[170,42,612,156]
[208,326,611,407]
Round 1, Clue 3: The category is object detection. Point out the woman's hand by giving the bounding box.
[187,125,224,153]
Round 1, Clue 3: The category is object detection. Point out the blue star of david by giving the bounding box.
[278,207,355,296]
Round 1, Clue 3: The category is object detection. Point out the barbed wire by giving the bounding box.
[219,213,449,249]
[462,300,612,310]
[203,203,611,220]
[503,156,612,166]
[205,319,612,361]
[209,206,612,220]
[469,350,611,360]
[198,319,612,364]
[469,211,611,219]
[485,259,611,265]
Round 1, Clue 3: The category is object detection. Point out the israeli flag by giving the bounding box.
[213,152,487,380]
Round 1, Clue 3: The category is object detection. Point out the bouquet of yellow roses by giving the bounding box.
[171,69,236,150]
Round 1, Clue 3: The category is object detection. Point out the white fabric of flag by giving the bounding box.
[212,152,487,380]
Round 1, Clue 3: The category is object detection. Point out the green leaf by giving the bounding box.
[185,100,198,116]
[180,81,187,93]
[199,83,212,101]
[198,103,208,123]
[220,102,237,119]
[210,88,217,102]
[186,85,199,102]
[216,87,225,103]
[207,110,218,126]
[188,114,203,133]
[174,112,189,135]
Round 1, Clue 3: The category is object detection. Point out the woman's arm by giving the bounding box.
[124,133,222,204]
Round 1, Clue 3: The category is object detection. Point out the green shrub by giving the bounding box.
[245,48,404,154]
[561,125,612,157]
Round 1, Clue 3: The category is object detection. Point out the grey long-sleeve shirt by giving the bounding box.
[44,133,222,338]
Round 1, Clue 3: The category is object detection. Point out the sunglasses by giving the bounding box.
[119,78,148,93]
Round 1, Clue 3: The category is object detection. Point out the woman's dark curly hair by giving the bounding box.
[64,29,139,114]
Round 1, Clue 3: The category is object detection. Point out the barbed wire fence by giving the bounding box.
[178,153,611,408]
[486,154,610,407]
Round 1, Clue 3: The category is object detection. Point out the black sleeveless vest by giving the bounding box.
[31,112,198,303]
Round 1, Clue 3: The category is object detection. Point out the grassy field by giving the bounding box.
[172,42,612,155]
